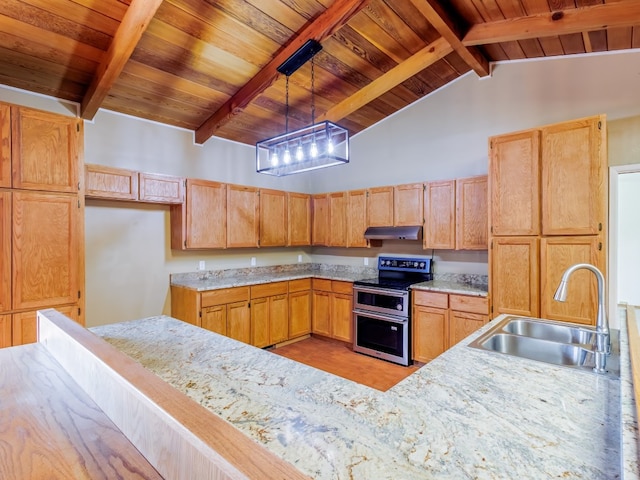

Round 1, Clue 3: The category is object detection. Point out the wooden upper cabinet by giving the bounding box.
[424,180,455,250]
[312,194,329,246]
[287,192,311,246]
[347,189,368,248]
[541,115,606,236]
[490,236,539,318]
[456,176,488,250]
[329,192,347,247]
[367,186,393,227]
[489,129,540,236]
[259,189,287,247]
[394,183,423,226]
[540,236,605,326]
[85,164,138,200]
[171,179,226,249]
[226,184,259,248]
[11,106,80,193]
[0,104,11,188]
[0,192,11,312]
[12,191,79,310]
[139,172,184,204]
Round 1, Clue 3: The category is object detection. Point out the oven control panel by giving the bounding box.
[378,256,432,273]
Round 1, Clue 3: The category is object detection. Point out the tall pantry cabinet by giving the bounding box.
[0,102,84,347]
[489,115,606,325]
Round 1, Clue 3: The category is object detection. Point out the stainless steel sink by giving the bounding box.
[468,316,619,376]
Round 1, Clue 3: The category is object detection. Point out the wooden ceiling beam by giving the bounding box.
[463,1,640,46]
[408,0,489,77]
[80,0,164,120]
[195,0,370,145]
[318,37,453,124]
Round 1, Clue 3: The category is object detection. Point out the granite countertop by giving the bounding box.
[411,279,488,297]
[91,313,628,479]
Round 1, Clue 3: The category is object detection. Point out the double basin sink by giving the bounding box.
[469,316,620,377]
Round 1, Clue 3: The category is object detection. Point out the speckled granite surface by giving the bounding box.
[92,314,625,479]
[411,279,488,297]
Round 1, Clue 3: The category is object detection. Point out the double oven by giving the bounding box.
[353,256,432,366]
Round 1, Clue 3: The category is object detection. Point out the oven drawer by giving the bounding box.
[413,290,448,309]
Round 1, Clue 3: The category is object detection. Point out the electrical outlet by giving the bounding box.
[250,257,257,267]
[198,260,206,271]
[363,258,369,266]
[298,254,303,263]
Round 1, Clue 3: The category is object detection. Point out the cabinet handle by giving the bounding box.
[598,222,602,231]
[598,242,602,251]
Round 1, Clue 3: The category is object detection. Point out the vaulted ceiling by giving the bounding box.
[1,0,639,146]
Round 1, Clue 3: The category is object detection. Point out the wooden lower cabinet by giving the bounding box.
[331,293,353,342]
[1,314,11,348]
[288,279,311,338]
[312,289,331,337]
[202,305,226,335]
[412,290,488,362]
[250,281,288,348]
[12,305,79,346]
[312,279,353,342]
[227,300,251,344]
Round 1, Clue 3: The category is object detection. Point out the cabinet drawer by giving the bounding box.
[449,294,488,315]
[139,172,184,204]
[312,278,332,292]
[289,278,311,292]
[85,164,138,200]
[331,280,353,295]
[250,281,287,299]
[201,287,249,307]
[413,290,448,309]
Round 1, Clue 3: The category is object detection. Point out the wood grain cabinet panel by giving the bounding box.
[226,300,251,344]
[12,305,78,346]
[312,289,331,336]
[449,311,488,347]
[250,282,288,347]
[287,192,311,246]
[329,192,347,247]
[541,116,606,236]
[311,194,329,246]
[0,104,11,188]
[139,172,184,204]
[394,183,423,226]
[202,305,226,336]
[456,176,487,250]
[347,189,368,248]
[11,106,80,193]
[424,180,455,250]
[259,189,287,247]
[12,191,79,311]
[367,186,393,227]
[0,191,11,313]
[489,129,540,236]
[171,179,226,249]
[413,306,447,363]
[0,314,10,348]
[227,184,259,248]
[85,164,139,200]
[289,284,311,338]
[331,292,352,342]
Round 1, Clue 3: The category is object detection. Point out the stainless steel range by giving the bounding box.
[353,256,433,366]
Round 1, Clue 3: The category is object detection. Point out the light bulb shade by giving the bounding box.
[256,121,349,176]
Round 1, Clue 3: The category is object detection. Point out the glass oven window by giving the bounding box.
[356,314,405,357]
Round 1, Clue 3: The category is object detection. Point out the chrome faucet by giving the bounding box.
[553,263,609,374]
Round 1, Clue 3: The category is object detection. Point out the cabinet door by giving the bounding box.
[227,300,250,344]
[489,129,540,236]
[412,306,447,363]
[269,294,289,345]
[259,189,287,247]
[540,236,604,325]
[329,192,347,247]
[424,180,455,249]
[456,176,487,250]
[331,293,352,342]
[171,179,226,249]
[139,172,184,204]
[0,104,11,188]
[85,164,138,200]
[0,314,10,348]
[312,290,331,336]
[367,187,393,227]
[287,192,311,246]
[202,305,226,336]
[394,183,423,226]
[449,311,488,346]
[289,289,311,338]
[347,189,368,248]
[0,191,11,312]
[490,237,539,318]
[12,106,80,192]
[12,306,78,347]
[251,297,269,347]
[12,191,78,310]
[227,184,259,248]
[311,194,329,246]
[541,116,606,236]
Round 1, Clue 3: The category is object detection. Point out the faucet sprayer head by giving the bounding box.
[553,280,569,302]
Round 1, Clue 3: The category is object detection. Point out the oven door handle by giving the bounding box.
[353,286,407,298]
[353,309,407,324]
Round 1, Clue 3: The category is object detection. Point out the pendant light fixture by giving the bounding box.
[256,40,349,176]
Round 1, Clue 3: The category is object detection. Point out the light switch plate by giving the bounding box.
[363,258,369,266]
[198,260,205,270]
[250,257,257,267]
[298,254,303,263]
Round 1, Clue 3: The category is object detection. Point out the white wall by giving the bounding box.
[617,172,640,305]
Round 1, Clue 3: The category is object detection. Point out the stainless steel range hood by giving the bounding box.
[363,225,423,241]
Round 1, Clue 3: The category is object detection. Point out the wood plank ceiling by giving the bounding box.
[1,0,639,146]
